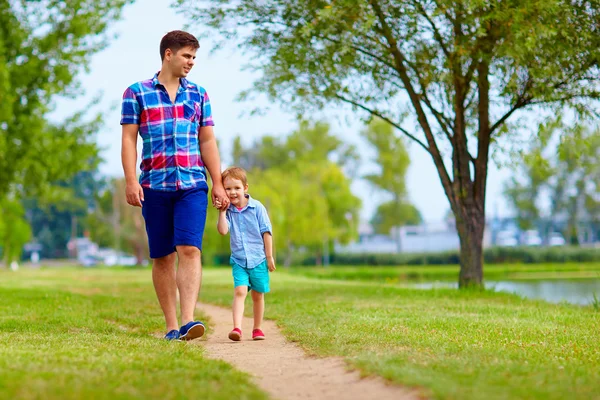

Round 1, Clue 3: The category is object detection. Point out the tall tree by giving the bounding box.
[503,119,556,231]
[0,198,31,264]
[363,118,422,234]
[86,178,148,265]
[0,0,131,197]
[23,170,107,258]
[177,0,600,287]
[229,120,361,262]
[505,119,600,243]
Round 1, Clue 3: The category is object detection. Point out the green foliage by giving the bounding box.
[363,118,421,233]
[177,0,600,286]
[294,246,600,266]
[505,119,600,240]
[0,0,131,196]
[370,201,422,234]
[0,198,31,263]
[23,170,106,258]
[227,120,361,263]
[86,178,148,264]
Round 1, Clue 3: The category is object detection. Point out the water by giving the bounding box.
[409,279,600,305]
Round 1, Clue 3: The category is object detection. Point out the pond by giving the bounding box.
[409,279,600,305]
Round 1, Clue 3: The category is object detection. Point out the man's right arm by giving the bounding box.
[121,124,143,207]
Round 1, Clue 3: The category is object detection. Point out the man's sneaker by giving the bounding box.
[179,321,205,341]
[164,329,180,341]
[252,328,265,340]
[228,328,242,341]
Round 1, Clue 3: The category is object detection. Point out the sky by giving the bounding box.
[51,0,514,224]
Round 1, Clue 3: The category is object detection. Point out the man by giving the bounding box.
[120,30,229,341]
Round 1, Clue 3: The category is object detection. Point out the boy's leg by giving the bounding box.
[247,260,270,332]
[233,285,248,329]
[173,186,208,326]
[251,290,264,330]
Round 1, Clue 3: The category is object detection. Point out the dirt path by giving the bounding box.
[197,302,422,400]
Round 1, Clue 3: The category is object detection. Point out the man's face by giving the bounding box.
[165,46,197,78]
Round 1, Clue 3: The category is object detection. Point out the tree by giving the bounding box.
[0,0,131,197]
[0,198,31,264]
[504,119,600,243]
[363,118,422,234]
[177,0,600,287]
[229,120,361,263]
[86,178,149,265]
[503,119,556,231]
[23,170,106,258]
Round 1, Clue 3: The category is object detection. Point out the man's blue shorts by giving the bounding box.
[232,260,270,293]
[141,184,208,259]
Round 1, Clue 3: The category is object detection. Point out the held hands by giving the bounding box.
[214,199,227,210]
[125,182,144,207]
[267,256,276,272]
[212,184,229,211]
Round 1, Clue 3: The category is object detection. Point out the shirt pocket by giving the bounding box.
[182,100,199,123]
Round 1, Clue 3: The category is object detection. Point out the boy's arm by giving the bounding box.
[217,209,229,235]
[263,232,275,272]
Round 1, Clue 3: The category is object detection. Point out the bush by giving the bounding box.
[320,246,600,266]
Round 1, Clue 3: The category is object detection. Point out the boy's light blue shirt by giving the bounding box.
[225,195,273,269]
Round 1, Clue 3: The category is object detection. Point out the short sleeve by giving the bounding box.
[225,209,232,228]
[200,90,214,127]
[120,87,141,125]
[257,204,272,236]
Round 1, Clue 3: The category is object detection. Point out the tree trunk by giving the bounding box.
[455,211,485,288]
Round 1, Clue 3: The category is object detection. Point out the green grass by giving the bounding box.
[0,268,268,400]
[1,266,599,400]
[287,263,600,283]
[199,266,600,400]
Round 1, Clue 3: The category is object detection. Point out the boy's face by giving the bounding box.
[223,176,248,207]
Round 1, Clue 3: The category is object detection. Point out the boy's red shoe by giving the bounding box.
[252,328,265,340]
[228,328,242,341]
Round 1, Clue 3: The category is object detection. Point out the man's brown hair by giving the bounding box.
[222,167,248,187]
[160,30,199,61]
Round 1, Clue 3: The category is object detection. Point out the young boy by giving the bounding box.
[215,167,276,341]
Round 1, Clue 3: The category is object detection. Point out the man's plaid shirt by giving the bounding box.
[120,72,214,191]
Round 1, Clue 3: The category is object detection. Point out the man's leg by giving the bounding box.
[172,186,208,340]
[152,253,178,331]
[175,245,202,324]
[141,188,177,336]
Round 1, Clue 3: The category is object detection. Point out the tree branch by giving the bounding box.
[321,36,397,71]
[370,0,456,205]
[334,94,430,154]
[413,0,452,60]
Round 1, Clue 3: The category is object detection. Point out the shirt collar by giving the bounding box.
[229,194,256,212]
[152,71,189,92]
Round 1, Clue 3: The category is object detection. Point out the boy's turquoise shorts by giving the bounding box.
[232,260,270,293]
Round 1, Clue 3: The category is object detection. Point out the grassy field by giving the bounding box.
[1,265,599,400]
[0,268,267,400]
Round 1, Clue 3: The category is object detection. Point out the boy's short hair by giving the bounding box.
[160,30,200,61]
[222,166,248,186]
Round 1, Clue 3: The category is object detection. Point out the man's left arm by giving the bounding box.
[199,125,228,209]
